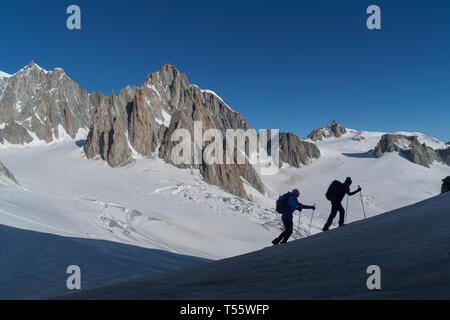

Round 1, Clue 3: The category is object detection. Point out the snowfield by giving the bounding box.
[0,127,448,299]
[0,141,279,260]
[59,192,450,300]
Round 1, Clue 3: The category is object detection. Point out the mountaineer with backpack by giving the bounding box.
[272,189,316,245]
[322,177,361,231]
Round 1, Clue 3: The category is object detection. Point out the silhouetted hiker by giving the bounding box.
[322,177,361,231]
[272,189,316,245]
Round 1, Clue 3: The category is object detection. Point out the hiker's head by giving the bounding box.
[344,177,352,186]
[291,189,300,198]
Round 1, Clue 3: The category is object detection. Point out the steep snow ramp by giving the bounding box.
[63,192,450,299]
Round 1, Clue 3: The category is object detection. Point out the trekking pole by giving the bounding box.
[297,211,302,236]
[308,204,316,235]
[345,195,349,224]
[359,186,367,219]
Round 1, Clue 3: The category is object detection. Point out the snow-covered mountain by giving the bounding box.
[0,61,95,145]
[0,124,448,299]
[63,192,450,300]
[0,63,322,199]
[0,62,449,300]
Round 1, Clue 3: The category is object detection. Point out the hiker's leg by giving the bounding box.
[273,231,284,245]
[280,218,293,243]
[273,217,289,244]
[323,202,338,230]
[338,203,346,226]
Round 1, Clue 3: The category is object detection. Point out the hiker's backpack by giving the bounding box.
[276,192,291,214]
[325,180,341,201]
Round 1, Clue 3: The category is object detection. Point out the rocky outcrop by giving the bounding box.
[437,148,450,166]
[0,160,19,186]
[442,176,450,193]
[278,132,321,168]
[0,61,95,144]
[85,64,267,199]
[373,134,449,168]
[307,120,347,141]
[84,65,328,198]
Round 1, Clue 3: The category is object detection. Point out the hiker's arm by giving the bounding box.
[348,186,362,196]
[300,204,316,210]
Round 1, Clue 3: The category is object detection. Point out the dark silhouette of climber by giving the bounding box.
[272,189,315,245]
[323,177,361,231]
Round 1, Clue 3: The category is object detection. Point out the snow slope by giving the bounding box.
[61,192,450,300]
[0,139,282,260]
[0,224,208,300]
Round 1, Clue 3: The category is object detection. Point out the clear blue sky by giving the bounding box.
[1,0,449,141]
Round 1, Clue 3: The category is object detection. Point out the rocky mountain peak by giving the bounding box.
[83,64,322,198]
[18,60,47,75]
[278,132,321,168]
[145,63,186,87]
[0,63,94,144]
[307,120,347,141]
[373,134,450,168]
[85,63,269,199]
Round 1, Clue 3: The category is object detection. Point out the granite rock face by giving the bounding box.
[0,61,95,144]
[85,65,323,198]
[85,64,268,199]
[278,132,321,168]
[373,134,449,168]
[307,120,347,141]
[437,147,450,166]
[442,176,450,193]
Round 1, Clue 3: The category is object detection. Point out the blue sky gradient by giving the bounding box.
[0,0,449,141]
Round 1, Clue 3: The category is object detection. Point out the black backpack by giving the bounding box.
[325,180,341,201]
[276,192,291,214]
